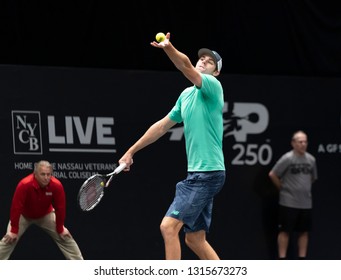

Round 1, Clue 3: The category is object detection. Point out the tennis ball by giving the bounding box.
[100,181,105,187]
[155,32,166,42]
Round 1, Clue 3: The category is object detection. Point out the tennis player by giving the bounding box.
[119,32,225,260]
[0,160,83,259]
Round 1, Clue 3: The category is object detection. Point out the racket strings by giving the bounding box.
[78,176,105,211]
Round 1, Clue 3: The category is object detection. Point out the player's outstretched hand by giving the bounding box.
[150,32,170,48]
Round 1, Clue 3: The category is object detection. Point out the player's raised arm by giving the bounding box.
[151,32,202,87]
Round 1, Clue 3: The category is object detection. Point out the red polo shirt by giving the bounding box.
[9,173,66,234]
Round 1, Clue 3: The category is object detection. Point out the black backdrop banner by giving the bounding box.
[1,1,340,77]
[0,65,340,259]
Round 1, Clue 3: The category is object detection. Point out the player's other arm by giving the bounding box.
[119,115,177,170]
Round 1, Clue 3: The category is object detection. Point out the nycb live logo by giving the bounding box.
[12,111,43,155]
[11,110,116,154]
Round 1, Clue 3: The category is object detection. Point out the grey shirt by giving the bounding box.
[271,150,318,209]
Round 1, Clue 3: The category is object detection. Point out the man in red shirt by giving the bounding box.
[0,160,83,259]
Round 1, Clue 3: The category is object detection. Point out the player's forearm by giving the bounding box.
[163,43,192,72]
[125,120,168,157]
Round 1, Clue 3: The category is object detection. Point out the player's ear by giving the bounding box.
[213,70,220,77]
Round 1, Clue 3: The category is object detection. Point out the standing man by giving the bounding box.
[0,160,83,259]
[269,130,318,259]
[119,32,225,259]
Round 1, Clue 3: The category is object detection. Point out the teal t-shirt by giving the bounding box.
[168,74,225,171]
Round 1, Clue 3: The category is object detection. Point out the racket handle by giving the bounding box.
[113,162,127,174]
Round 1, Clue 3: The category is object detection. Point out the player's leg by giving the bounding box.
[185,230,219,260]
[160,216,184,260]
[184,195,219,260]
[183,171,224,260]
[36,211,83,260]
[161,176,190,260]
[162,171,224,260]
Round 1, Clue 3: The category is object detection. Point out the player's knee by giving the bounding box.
[160,221,170,237]
[160,220,178,239]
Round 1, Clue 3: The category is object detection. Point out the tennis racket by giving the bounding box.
[77,162,127,211]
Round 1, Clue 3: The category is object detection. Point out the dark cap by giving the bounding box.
[198,48,222,72]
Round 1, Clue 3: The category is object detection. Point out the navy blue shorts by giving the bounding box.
[165,171,225,233]
[278,205,312,232]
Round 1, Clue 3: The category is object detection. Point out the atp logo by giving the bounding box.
[223,102,269,142]
[12,111,43,154]
[168,102,269,142]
